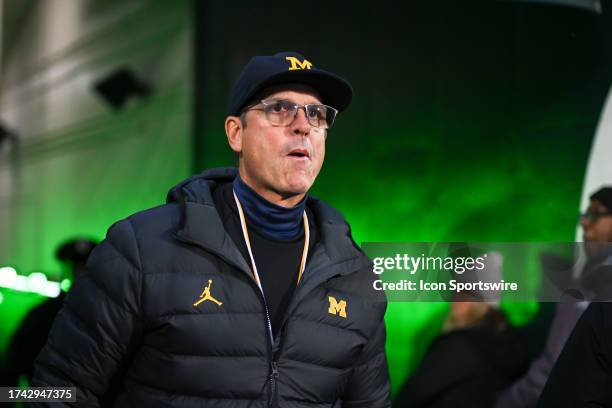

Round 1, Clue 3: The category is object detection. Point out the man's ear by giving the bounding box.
[225,116,242,153]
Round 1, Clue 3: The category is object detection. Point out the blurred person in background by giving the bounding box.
[2,238,97,387]
[497,186,612,408]
[394,252,529,408]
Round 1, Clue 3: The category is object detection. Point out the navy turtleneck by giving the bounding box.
[232,176,306,240]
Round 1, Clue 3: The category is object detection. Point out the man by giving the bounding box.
[31,52,390,407]
[536,186,612,407]
[496,186,612,408]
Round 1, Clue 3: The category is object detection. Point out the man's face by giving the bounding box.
[581,199,612,257]
[226,86,327,205]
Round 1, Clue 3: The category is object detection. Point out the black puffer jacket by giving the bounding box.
[32,168,390,407]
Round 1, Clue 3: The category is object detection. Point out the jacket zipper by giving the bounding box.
[254,286,276,407]
[270,361,279,407]
[261,291,274,344]
[269,320,290,408]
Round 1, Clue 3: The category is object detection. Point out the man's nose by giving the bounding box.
[291,107,311,135]
[580,216,591,230]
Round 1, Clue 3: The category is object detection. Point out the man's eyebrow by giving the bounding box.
[263,97,291,102]
[266,97,323,104]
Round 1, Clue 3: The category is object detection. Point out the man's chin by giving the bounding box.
[282,187,309,198]
[283,177,313,195]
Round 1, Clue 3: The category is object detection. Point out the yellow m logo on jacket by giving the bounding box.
[328,296,347,318]
[286,56,313,71]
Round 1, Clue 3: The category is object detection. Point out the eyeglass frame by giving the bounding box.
[240,98,339,130]
[579,210,612,224]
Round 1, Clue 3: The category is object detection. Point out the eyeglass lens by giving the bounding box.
[263,100,336,129]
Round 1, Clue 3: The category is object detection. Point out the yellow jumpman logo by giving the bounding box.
[193,279,223,307]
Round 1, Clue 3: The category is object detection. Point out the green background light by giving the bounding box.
[60,279,72,293]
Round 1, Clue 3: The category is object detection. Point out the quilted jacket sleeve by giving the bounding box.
[31,219,144,407]
[340,304,391,408]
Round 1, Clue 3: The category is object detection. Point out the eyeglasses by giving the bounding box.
[244,99,339,129]
[580,210,612,224]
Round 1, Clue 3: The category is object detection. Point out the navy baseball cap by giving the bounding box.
[228,51,353,116]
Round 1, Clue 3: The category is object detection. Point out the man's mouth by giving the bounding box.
[287,148,310,159]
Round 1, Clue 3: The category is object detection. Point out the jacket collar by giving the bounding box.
[168,167,362,273]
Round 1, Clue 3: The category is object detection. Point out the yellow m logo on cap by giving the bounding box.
[328,296,347,318]
[286,56,313,71]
